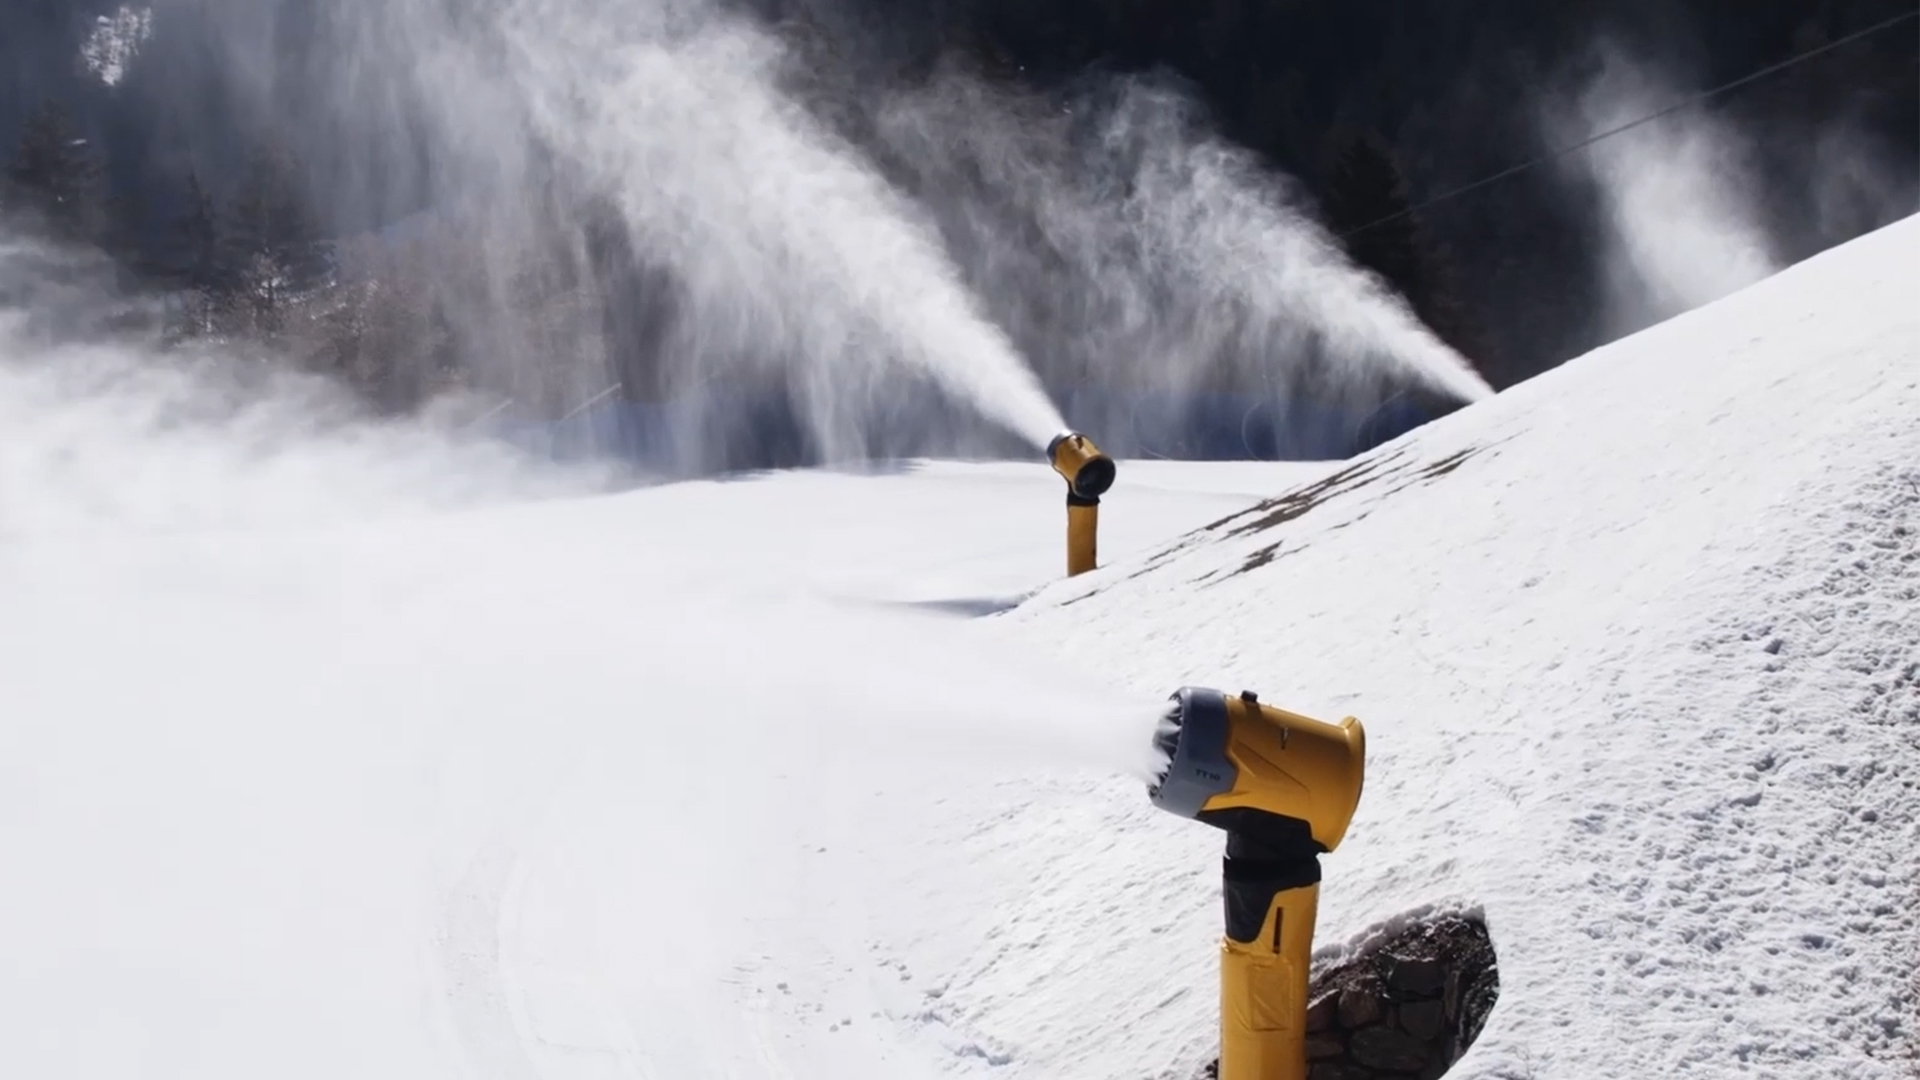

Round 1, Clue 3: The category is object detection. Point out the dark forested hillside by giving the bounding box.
[2,0,1915,446]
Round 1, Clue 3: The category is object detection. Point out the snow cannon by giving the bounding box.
[1047,432,1115,577]
[1148,687,1367,1080]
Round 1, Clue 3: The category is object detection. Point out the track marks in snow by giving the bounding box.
[1545,463,1918,1075]
[436,841,542,1080]
[1058,438,1510,601]
[1207,437,1504,545]
[435,836,655,1080]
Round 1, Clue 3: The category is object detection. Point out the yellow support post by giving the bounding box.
[1066,496,1099,577]
[1220,881,1319,1080]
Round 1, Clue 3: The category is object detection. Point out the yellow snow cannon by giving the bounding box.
[1148,687,1367,1080]
[1046,432,1116,577]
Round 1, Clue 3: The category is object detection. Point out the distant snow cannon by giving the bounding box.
[1149,688,1367,1080]
[1047,431,1115,577]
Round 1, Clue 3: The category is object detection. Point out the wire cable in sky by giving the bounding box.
[1341,8,1920,239]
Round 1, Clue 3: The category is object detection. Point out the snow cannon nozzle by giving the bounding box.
[1047,431,1115,502]
[1148,687,1367,860]
[1047,432,1113,578]
[1148,687,1370,1080]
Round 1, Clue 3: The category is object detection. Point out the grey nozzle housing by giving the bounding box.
[1148,687,1237,820]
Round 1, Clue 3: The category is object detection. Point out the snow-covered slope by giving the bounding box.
[1,216,1914,1080]
[971,214,1919,1078]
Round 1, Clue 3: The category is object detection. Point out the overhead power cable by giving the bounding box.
[1340,8,1920,239]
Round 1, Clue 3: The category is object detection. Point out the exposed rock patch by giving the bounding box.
[1193,912,1498,1080]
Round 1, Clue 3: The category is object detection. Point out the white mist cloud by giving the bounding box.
[1551,47,1780,334]
[0,237,600,541]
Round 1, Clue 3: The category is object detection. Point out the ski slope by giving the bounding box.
[1,215,1915,1080]
[982,215,1920,1079]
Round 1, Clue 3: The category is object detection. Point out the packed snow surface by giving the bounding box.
[2,215,1916,1080]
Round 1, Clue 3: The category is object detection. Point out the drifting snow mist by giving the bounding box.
[877,71,1495,420]
[1549,47,1781,335]
[0,239,598,540]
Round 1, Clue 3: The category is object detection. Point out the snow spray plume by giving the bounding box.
[1544,44,1779,337]
[873,69,1493,449]
[163,0,1065,471]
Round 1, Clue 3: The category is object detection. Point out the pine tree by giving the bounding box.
[171,172,223,288]
[4,99,105,243]
[1323,132,1424,298]
[1322,129,1494,385]
[220,144,327,335]
[154,172,235,335]
[98,185,151,271]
